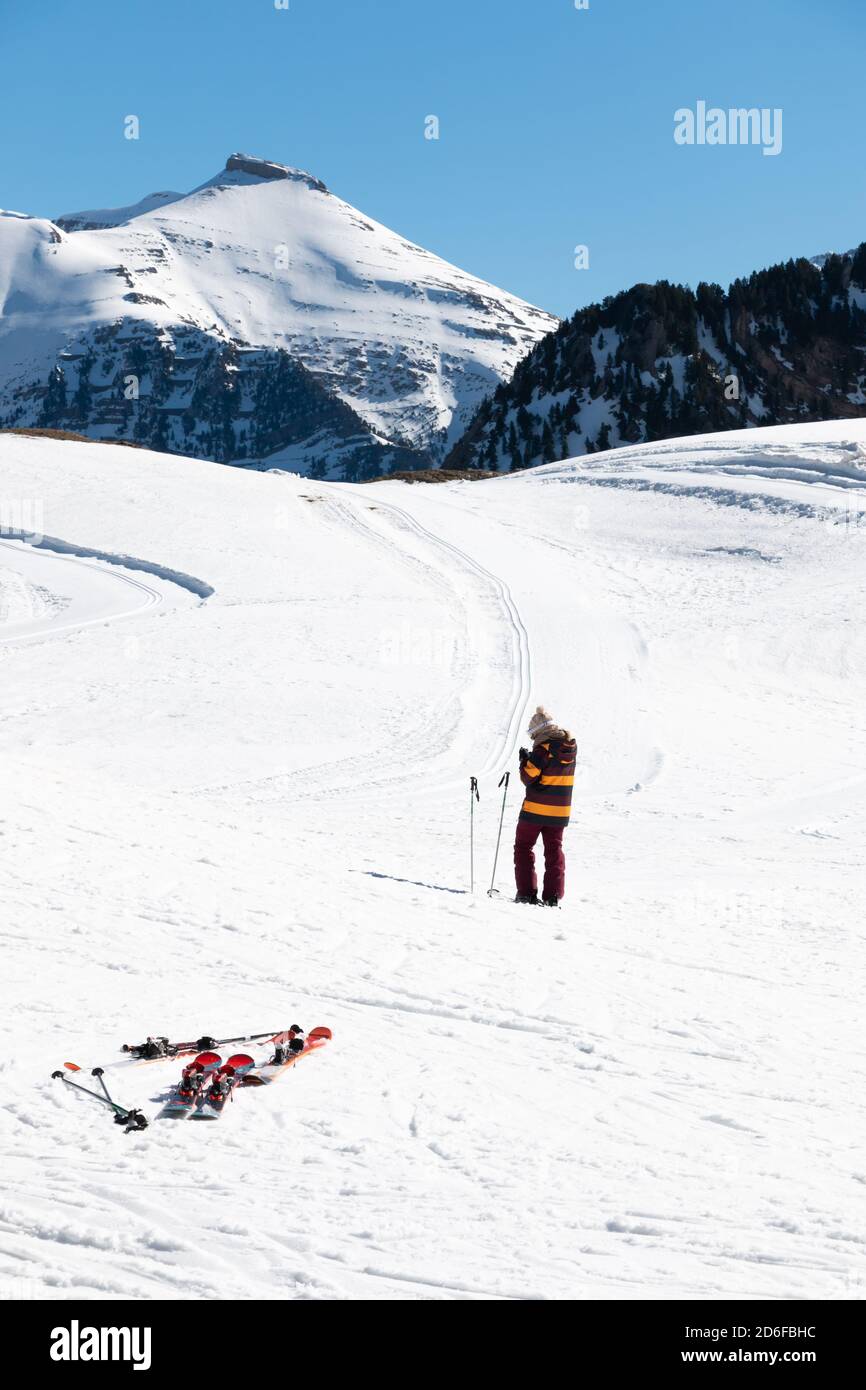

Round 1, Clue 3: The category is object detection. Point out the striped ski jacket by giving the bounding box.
[519,737,577,826]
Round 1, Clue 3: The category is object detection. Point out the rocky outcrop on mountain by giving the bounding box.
[224,153,327,192]
[10,323,408,478]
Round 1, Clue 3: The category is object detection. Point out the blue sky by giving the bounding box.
[1,0,863,318]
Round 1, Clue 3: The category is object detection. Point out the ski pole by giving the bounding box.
[469,776,480,891]
[91,1067,149,1131]
[52,1069,124,1115]
[122,1029,287,1058]
[91,1067,140,1123]
[91,1067,120,1109]
[52,1067,149,1131]
[487,770,510,897]
[209,1030,288,1048]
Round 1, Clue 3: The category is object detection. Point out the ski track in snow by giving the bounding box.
[0,424,865,1301]
[318,491,533,783]
[0,535,208,645]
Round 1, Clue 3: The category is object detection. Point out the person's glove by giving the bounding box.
[518,746,530,764]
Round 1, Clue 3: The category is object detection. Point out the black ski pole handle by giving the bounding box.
[91,1067,117,1108]
[53,1068,141,1126]
[52,1071,123,1114]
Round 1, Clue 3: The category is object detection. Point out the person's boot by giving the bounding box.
[515,890,539,904]
[542,895,560,908]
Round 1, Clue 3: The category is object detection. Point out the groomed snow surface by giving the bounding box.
[1,421,865,1301]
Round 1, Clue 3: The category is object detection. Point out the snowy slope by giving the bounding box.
[0,156,556,473]
[1,421,865,1300]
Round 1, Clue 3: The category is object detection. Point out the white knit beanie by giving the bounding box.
[527,705,561,743]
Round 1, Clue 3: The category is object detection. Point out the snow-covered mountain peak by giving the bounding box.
[54,155,328,232]
[2,153,557,475]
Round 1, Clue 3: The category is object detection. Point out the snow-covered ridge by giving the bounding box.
[0,528,214,602]
[54,190,186,233]
[0,154,557,476]
[53,154,330,231]
[537,420,866,497]
[810,247,857,268]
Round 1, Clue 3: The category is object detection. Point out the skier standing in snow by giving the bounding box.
[514,706,576,907]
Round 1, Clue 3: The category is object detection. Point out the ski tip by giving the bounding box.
[191,1051,221,1068]
[63,1062,82,1072]
[225,1052,255,1069]
[308,1026,332,1041]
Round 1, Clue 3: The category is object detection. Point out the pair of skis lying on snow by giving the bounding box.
[159,1026,331,1121]
[52,1025,331,1130]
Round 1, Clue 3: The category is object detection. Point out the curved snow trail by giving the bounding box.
[189,485,533,809]
[0,528,214,599]
[363,496,532,780]
[320,489,532,784]
[0,535,208,645]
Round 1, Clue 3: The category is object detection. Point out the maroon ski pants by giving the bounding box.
[514,821,566,900]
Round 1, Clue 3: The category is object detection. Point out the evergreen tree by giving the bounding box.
[541,419,556,461]
[39,365,67,425]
